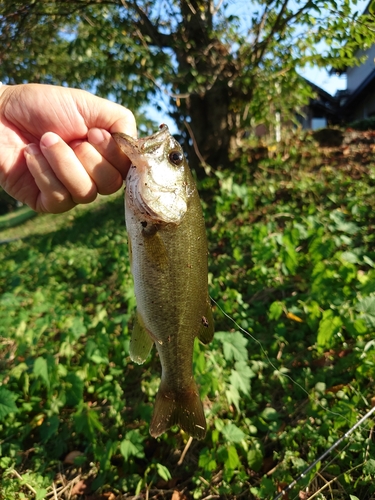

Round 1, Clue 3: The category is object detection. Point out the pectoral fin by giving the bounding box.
[197,298,215,345]
[129,311,154,364]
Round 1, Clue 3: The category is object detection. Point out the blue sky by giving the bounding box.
[300,67,347,95]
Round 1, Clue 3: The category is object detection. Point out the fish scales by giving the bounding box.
[113,125,214,439]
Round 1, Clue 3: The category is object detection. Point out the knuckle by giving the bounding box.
[97,173,123,195]
[72,185,97,205]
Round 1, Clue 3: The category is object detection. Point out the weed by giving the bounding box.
[1,133,375,498]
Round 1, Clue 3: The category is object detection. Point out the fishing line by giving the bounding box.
[210,296,360,424]
[210,297,375,496]
[272,404,375,500]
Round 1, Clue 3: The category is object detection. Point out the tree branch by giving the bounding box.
[123,0,172,48]
[253,0,290,64]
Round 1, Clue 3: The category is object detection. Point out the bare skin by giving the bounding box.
[0,83,136,213]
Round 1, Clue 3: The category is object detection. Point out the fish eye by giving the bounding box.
[169,151,184,166]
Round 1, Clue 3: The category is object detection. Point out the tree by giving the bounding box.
[1,0,374,170]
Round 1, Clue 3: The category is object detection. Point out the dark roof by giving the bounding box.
[304,78,337,102]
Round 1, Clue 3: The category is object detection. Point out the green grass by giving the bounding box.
[1,132,375,499]
[0,206,37,233]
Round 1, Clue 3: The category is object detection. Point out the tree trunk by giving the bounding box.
[166,1,243,173]
[184,84,234,171]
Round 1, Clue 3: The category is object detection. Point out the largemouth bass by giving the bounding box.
[112,124,214,439]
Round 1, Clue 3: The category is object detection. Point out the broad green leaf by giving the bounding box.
[363,255,375,267]
[248,447,263,471]
[258,476,277,497]
[221,423,246,443]
[33,357,50,389]
[0,387,18,420]
[65,373,84,406]
[99,439,117,472]
[281,233,298,274]
[70,316,87,339]
[261,407,279,421]
[9,362,28,379]
[329,211,359,234]
[229,360,255,395]
[91,352,109,365]
[198,448,217,471]
[74,405,104,438]
[226,385,241,412]
[356,296,375,328]
[215,331,248,362]
[364,458,375,475]
[225,444,240,470]
[339,251,359,264]
[120,430,145,461]
[40,415,60,442]
[352,318,367,334]
[120,439,143,461]
[315,382,326,394]
[36,489,48,500]
[156,463,171,482]
[317,310,342,348]
[268,301,283,320]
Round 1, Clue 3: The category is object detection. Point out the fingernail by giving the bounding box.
[41,132,59,148]
[88,128,107,145]
[25,143,40,155]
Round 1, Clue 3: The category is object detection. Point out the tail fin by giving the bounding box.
[149,382,206,439]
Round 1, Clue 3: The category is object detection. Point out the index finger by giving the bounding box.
[87,128,132,179]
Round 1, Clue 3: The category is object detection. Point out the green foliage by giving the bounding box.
[1,133,375,498]
[0,387,18,420]
[348,117,375,131]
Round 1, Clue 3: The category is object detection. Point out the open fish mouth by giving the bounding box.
[113,124,189,224]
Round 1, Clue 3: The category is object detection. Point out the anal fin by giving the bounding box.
[129,311,154,364]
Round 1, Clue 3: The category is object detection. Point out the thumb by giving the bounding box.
[110,115,138,138]
[76,90,137,138]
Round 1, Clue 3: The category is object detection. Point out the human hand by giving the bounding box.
[0,83,136,213]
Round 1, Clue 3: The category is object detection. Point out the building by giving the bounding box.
[301,1,375,127]
[330,1,375,123]
[339,43,375,122]
[300,80,342,129]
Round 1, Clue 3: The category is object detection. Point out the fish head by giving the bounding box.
[113,124,191,224]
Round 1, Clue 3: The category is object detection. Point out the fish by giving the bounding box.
[112,124,214,439]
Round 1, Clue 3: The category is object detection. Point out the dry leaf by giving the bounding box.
[299,491,311,499]
[276,482,289,499]
[64,450,84,464]
[171,490,188,500]
[102,493,116,500]
[71,478,89,496]
[286,312,303,323]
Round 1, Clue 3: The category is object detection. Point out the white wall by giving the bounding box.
[347,45,375,92]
